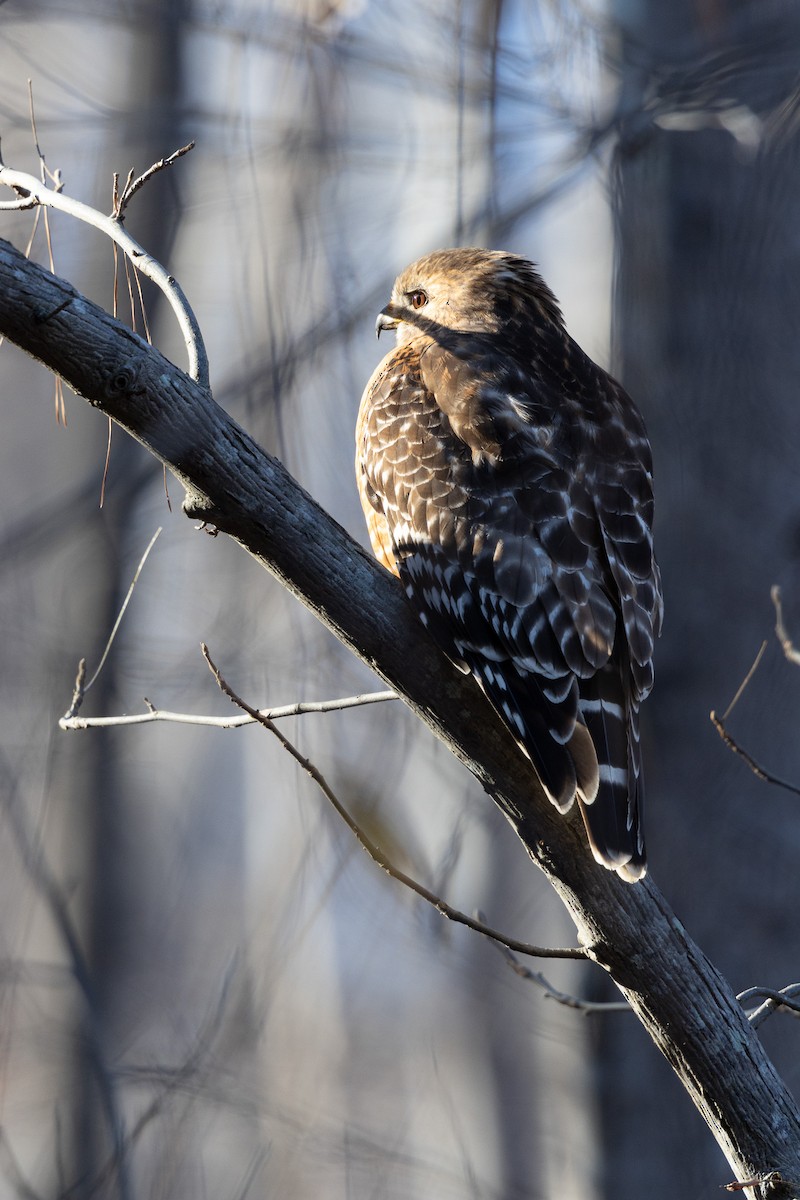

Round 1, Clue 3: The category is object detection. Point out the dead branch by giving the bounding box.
[772,586,800,666]
[59,688,398,731]
[738,984,800,1028]
[710,598,800,799]
[112,142,195,221]
[709,711,800,799]
[0,151,207,387]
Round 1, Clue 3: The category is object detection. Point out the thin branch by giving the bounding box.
[56,519,395,732]
[27,79,60,190]
[83,525,160,693]
[720,642,767,723]
[478,913,630,1013]
[99,416,113,508]
[710,630,800,798]
[709,711,800,798]
[0,153,208,387]
[738,984,800,1028]
[113,142,195,221]
[60,528,162,724]
[772,586,800,666]
[59,688,398,731]
[130,256,152,344]
[201,644,585,962]
[723,1172,791,1194]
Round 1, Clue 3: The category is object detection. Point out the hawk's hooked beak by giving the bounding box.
[375,309,399,339]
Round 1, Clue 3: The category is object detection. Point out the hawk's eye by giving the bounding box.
[408,290,428,310]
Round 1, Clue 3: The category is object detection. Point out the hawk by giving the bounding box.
[356,248,662,881]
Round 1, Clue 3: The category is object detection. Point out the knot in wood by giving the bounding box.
[106,361,141,399]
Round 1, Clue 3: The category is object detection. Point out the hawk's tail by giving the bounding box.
[468,653,646,881]
[577,668,646,881]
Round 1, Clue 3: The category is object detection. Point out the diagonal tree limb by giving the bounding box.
[1,236,799,1198]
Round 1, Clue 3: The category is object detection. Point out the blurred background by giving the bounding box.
[1,2,800,1197]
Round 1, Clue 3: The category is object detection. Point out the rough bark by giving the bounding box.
[1,235,798,1198]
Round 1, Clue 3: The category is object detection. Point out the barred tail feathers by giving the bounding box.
[577,669,646,881]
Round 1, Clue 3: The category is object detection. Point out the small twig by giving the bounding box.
[481,919,630,1012]
[60,528,161,721]
[27,79,61,190]
[99,417,113,508]
[722,1171,786,1193]
[59,689,398,731]
[122,251,139,335]
[738,983,800,1028]
[84,527,161,693]
[202,645,585,962]
[710,627,800,797]
[63,659,88,728]
[0,153,208,387]
[113,142,195,222]
[720,642,767,723]
[131,256,152,344]
[772,585,800,666]
[709,711,800,798]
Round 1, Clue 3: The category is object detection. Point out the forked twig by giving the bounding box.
[737,983,800,1028]
[0,147,208,387]
[113,142,195,221]
[484,926,630,1013]
[710,594,800,798]
[709,711,800,799]
[60,528,162,722]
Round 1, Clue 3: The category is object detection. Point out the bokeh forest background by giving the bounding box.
[1,2,800,1198]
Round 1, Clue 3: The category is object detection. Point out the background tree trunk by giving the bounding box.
[606,2,800,1193]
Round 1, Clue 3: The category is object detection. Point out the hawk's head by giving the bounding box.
[376,248,564,347]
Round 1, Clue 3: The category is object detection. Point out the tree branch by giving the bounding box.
[0,157,208,387]
[59,689,398,730]
[772,586,800,666]
[1,234,799,1198]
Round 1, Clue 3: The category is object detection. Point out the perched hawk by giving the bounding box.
[356,248,662,881]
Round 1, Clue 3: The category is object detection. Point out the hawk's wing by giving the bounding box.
[356,336,661,879]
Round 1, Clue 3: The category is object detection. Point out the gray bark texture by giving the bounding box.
[1,236,799,1198]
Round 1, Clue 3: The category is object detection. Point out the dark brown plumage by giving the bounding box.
[356,248,662,880]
